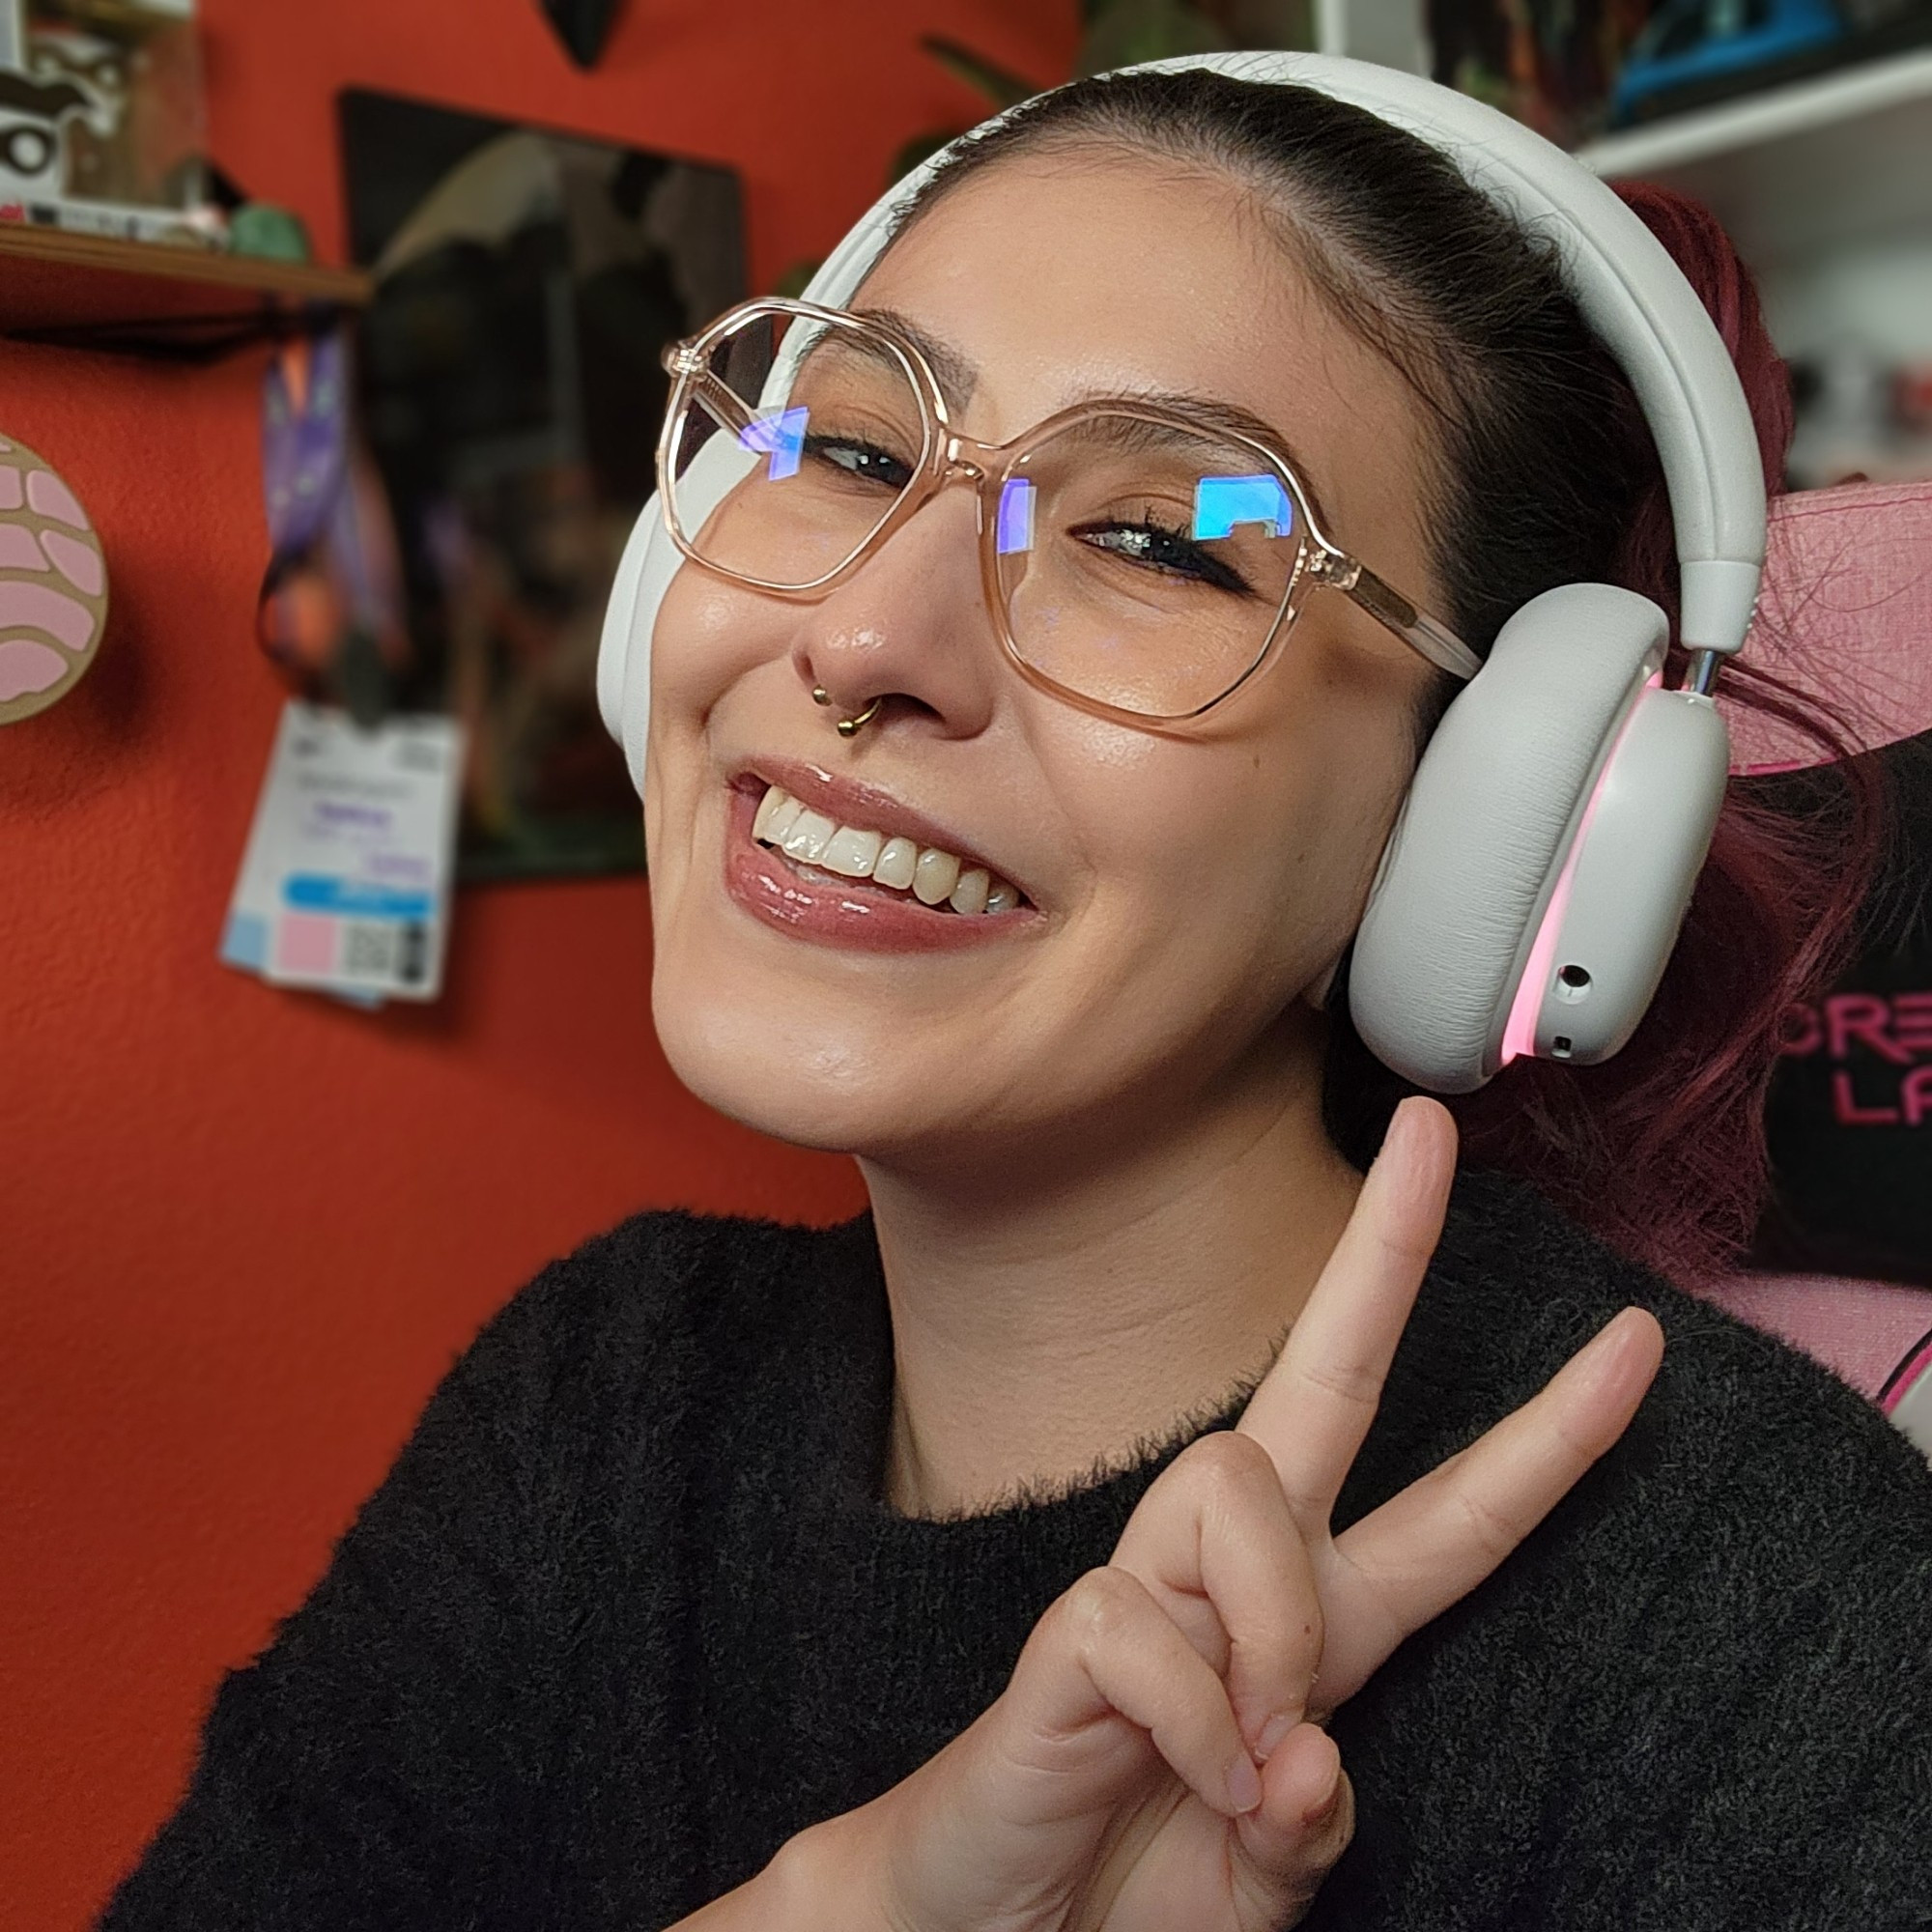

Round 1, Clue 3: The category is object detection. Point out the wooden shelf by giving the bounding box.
[1576,46,1932,265]
[0,222,371,355]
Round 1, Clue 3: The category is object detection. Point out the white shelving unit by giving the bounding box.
[1323,0,1932,433]
[1577,46,1932,363]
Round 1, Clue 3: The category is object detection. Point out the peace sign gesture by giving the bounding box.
[724,1098,1664,1932]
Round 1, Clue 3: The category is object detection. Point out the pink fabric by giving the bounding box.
[1690,1272,1932,1404]
[1723,478,1932,772]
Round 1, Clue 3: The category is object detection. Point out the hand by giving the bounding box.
[791,1097,1664,1932]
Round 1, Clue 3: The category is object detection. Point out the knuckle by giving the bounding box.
[1057,1564,1143,1646]
[1454,1484,1526,1562]
[1295,1352,1382,1409]
[1179,1427,1275,1498]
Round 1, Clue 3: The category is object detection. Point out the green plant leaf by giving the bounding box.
[919,35,1039,109]
[1077,0,1231,74]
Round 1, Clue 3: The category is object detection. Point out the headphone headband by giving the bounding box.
[795,50,1766,659]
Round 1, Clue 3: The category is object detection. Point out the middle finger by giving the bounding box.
[1111,1430,1325,1759]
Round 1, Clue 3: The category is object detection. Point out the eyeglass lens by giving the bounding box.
[667,307,1307,718]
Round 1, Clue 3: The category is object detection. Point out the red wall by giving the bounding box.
[0,3,1079,1923]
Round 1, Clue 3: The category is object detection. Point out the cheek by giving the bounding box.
[1116,685,1418,1004]
[650,567,781,735]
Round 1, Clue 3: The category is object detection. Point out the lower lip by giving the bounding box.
[722,786,1037,953]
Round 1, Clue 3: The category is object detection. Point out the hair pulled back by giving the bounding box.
[899,69,1881,1284]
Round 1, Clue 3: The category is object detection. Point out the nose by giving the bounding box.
[790,482,1000,743]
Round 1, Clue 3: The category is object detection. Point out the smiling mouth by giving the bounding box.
[750,781,1030,917]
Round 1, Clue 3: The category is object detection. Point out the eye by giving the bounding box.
[804,435,917,491]
[1072,514,1257,597]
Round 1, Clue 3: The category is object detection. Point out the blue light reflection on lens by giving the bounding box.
[737,405,810,481]
[996,476,1036,555]
[1192,473,1294,541]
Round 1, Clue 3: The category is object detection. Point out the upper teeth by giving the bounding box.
[752,784,1021,914]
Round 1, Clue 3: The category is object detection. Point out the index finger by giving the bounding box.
[1236,1096,1457,1536]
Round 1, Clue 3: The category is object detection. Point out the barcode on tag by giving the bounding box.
[342,920,431,988]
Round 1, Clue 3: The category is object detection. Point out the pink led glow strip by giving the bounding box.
[1498,671,1662,1067]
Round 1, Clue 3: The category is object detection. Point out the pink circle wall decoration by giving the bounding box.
[0,434,109,725]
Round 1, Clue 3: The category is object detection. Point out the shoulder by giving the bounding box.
[1399,1161,1932,1625]
[1321,1169,1932,1925]
[445,1205,866,1423]
[374,1206,872,1531]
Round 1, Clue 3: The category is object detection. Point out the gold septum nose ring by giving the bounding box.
[811,685,883,738]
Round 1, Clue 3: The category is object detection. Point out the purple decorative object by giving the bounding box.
[0,433,109,726]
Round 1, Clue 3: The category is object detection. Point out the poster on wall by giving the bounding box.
[338,90,746,882]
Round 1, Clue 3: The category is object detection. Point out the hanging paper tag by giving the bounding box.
[221,700,465,1003]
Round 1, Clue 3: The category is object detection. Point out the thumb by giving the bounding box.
[1228,1725,1355,1928]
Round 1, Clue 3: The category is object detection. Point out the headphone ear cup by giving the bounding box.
[596,430,767,797]
[1350,582,1670,1094]
[596,490,668,796]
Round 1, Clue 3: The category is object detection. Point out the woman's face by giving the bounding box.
[644,150,1447,1179]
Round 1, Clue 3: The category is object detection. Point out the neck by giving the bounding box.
[861,1032,1363,1519]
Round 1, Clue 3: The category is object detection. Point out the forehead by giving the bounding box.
[854,151,1424,531]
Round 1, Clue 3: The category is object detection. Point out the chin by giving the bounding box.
[651,959,939,1158]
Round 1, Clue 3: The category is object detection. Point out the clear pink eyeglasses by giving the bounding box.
[659,297,1481,727]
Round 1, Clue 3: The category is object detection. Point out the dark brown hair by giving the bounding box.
[897,68,1883,1283]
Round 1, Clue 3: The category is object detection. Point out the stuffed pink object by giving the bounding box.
[1723,478,1932,773]
[1696,478,1932,1460]
[0,433,109,725]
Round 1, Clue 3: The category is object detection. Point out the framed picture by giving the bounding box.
[339,89,745,880]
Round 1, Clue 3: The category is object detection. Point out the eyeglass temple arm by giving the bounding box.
[1328,555,1483,682]
[675,364,762,443]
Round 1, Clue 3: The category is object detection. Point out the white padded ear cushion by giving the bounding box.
[1350,582,1669,1094]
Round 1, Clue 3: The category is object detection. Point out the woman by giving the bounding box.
[105,62,1932,1932]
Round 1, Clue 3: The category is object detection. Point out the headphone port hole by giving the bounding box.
[1555,964,1592,1004]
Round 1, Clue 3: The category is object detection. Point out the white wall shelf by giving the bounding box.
[1576,46,1932,268]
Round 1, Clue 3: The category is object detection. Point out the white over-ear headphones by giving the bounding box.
[597,50,1765,1096]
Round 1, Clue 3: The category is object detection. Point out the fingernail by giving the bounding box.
[1226,1752,1264,1814]
[1256,1713,1294,1761]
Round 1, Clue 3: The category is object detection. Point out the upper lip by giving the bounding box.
[734,754,1032,900]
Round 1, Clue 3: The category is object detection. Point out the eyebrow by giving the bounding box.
[846,308,1329,511]
[850,306,979,409]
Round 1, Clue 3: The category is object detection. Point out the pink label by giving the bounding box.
[274,913,339,976]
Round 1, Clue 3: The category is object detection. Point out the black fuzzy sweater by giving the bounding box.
[103,1170,1932,1930]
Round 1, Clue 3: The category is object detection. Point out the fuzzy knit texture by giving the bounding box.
[102,1167,1932,1931]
